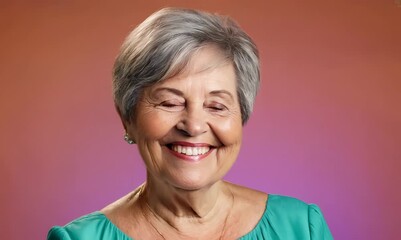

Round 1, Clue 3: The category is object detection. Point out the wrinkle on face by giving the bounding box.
[123,44,243,191]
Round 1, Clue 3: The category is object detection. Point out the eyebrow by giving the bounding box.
[152,87,184,97]
[152,87,234,101]
[209,90,234,101]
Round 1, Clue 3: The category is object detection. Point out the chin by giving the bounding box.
[166,171,221,191]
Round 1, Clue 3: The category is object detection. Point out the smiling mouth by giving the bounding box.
[166,143,213,157]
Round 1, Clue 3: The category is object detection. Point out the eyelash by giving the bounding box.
[160,102,182,107]
[159,101,184,108]
[157,101,228,113]
[207,103,227,111]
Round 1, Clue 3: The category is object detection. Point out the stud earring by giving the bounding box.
[124,132,135,144]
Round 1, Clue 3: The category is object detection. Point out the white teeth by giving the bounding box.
[171,145,210,156]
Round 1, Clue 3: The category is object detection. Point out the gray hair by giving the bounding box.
[113,7,260,124]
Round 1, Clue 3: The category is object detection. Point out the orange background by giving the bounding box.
[1,1,400,239]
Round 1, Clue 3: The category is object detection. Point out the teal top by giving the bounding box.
[47,195,333,240]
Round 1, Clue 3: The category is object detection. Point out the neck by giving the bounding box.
[137,173,233,237]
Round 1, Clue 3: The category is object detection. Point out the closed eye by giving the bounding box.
[161,102,180,107]
[206,103,227,112]
[158,101,185,111]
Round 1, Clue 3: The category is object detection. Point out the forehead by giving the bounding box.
[155,45,236,91]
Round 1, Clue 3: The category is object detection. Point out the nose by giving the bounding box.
[176,106,208,137]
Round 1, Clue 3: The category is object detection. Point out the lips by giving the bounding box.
[166,142,214,161]
[171,145,210,156]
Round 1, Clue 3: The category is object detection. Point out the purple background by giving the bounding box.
[1,1,400,239]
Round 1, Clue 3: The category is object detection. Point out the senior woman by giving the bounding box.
[48,7,333,240]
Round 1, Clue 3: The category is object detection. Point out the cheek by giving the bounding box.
[212,116,242,176]
[211,117,242,147]
[133,110,178,141]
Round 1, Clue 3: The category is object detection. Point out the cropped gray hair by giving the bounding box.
[113,7,260,124]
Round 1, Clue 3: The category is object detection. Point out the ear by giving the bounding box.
[115,103,138,144]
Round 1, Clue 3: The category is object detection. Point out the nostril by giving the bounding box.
[177,128,191,137]
[176,121,190,136]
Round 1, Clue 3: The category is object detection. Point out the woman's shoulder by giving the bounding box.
[267,194,311,213]
[225,183,333,240]
[47,211,131,240]
[266,194,330,225]
[225,182,268,237]
[47,190,141,240]
[47,212,110,239]
[239,193,333,240]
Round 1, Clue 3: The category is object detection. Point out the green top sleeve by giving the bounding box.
[47,226,72,240]
[308,204,334,240]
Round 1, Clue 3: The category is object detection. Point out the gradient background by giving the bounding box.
[1,1,400,239]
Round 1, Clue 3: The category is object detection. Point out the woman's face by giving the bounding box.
[125,45,242,190]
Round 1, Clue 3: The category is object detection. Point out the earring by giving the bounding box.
[124,132,135,144]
